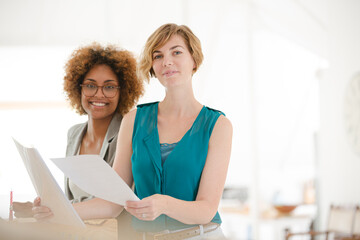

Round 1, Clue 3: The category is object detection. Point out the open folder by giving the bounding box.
[13,138,85,228]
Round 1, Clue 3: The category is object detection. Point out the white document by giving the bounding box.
[13,138,85,227]
[51,155,139,206]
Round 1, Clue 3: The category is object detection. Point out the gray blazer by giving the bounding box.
[64,113,122,203]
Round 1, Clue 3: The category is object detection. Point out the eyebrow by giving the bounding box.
[153,45,185,54]
[83,79,117,83]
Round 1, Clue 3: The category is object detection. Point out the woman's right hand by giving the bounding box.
[12,201,34,218]
[32,197,54,221]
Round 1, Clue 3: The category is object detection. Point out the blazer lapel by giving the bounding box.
[67,123,87,156]
[99,113,122,159]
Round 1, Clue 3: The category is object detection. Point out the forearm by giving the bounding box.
[163,196,218,225]
[73,198,123,220]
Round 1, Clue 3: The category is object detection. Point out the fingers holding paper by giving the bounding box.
[125,194,167,221]
[32,197,54,221]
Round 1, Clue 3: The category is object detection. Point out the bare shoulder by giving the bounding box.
[117,109,137,140]
[209,115,232,143]
[214,115,233,134]
[122,108,137,126]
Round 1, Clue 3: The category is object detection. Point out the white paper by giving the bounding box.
[13,138,85,227]
[51,155,139,206]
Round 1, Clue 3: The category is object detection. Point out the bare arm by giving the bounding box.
[33,110,137,220]
[126,115,232,224]
[74,109,136,220]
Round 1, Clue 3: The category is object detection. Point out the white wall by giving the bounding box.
[318,0,360,228]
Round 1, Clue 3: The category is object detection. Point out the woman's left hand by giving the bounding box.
[125,194,167,221]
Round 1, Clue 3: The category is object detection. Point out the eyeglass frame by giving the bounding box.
[80,83,121,98]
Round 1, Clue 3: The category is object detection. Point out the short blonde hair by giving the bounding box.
[138,23,204,82]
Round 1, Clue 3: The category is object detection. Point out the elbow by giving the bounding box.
[193,205,218,225]
[106,204,124,219]
[112,206,124,218]
[192,213,215,225]
[202,201,219,223]
[201,210,218,224]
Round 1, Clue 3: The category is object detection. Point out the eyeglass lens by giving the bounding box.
[81,84,119,98]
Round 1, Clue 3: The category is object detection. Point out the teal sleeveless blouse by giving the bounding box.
[131,102,224,232]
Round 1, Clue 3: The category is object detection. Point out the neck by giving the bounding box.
[86,115,113,141]
[160,84,201,117]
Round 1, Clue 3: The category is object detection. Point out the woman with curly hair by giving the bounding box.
[13,43,143,221]
[62,43,143,203]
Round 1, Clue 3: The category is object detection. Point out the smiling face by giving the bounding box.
[81,64,120,121]
[152,34,195,88]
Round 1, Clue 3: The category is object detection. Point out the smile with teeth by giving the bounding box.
[90,102,108,107]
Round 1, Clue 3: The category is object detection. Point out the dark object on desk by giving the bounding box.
[222,186,248,203]
[285,204,358,240]
[341,236,360,240]
[274,205,297,214]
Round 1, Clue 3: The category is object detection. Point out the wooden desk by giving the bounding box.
[0,218,117,240]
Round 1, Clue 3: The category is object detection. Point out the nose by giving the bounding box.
[162,55,173,67]
[94,86,106,97]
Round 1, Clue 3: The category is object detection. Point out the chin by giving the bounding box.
[89,112,114,120]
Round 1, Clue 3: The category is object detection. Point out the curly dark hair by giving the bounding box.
[64,43,144,115]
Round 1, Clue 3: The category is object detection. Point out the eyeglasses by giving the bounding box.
[80,83,120,98]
